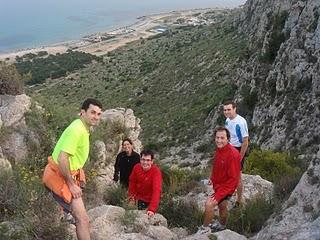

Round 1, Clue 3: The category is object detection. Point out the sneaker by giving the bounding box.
[196,225,211,235]
[63,212,76,225]
[209,220,220,229]
[210,222,226,232]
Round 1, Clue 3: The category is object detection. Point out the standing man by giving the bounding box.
[223,100,249,206]
[128,150,162,217]
[113,138,140,187]
[43,98,103,240]
[197,126,241,234]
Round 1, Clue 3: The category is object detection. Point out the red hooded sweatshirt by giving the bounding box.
[129,163,162,213]
[210,143,241,203]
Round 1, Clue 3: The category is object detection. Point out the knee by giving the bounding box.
[205,198,215,210]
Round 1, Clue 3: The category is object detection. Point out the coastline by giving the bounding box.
[0,8,227,63]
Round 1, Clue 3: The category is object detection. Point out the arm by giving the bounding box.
[213,152,240,202]
[147,168,162,214]
[58,151,82,199]
[240,136,249,160]
[113,154,121,182]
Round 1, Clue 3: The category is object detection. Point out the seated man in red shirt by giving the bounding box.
[128,150,162,217]
[197,126,241,234]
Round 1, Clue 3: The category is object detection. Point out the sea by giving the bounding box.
[0,0,245,53]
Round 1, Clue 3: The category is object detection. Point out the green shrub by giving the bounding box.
[104,185,128,207]
[227,196,274,236]
[0,62,24,95]
[160,165,205,195]
[244,149,302,183]
[0,167,71,239]
[158,195,203,233]
[261,11,289,63]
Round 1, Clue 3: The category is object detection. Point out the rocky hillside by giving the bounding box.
[233,0,319,153]
[225,0,320,239]
[16,0,320,238]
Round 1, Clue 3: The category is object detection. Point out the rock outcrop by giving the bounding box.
[184,174,273,212]
[90,108,143,195]
[0,94,46,165]
[217,0,320,239]
[68,204,247,240]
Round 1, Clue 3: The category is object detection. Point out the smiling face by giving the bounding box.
[223,104,237,120]
[80,104,102,128]
[122,140,133,155]
[215,130,229,149]
[140,154,153,172]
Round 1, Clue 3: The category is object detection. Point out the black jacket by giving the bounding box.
[113,151,140,187]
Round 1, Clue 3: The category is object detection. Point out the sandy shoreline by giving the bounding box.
[0,8,225,62]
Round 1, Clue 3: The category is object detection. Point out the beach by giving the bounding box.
[0,8,225,63]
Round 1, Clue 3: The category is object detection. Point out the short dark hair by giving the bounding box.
[81,98,102,111]
[141,149,154,160]
[214,126,230,141]
[122,138,133,146]
[223,100,236,109]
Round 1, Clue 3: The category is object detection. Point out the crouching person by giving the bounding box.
[42,98,103,240]
[197,126,241,235]
[128,150,162,217]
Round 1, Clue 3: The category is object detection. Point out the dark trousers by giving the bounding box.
[137,200,149,210]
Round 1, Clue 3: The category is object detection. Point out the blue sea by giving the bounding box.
[0,0,245,53]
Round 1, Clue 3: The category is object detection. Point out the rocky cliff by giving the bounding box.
[232,0,320,153]
[223,0,320,239]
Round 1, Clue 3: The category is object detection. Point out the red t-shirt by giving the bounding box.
[129,163,162,213]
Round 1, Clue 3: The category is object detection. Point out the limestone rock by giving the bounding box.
[253,157,320,240]
[214,229,248,240]
[85,205,177,240]
[1,130,28,163]
[0,94,31,127]
[186,174,273,211]
[101,108,142,152]
[0,158,12,173]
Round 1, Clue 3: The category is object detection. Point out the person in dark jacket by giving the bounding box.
[113,138,140,187]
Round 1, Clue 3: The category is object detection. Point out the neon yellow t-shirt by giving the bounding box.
[52,119,90,171]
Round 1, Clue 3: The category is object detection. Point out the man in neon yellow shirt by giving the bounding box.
[43,98,102,240]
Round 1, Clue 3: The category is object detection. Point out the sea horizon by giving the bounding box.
[0,0,245,54]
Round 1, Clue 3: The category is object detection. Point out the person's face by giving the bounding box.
[80,104,102,127]
[215,130,228,148]
[223,104,237,119]
[123,141,133,154]
[140,154,153,171]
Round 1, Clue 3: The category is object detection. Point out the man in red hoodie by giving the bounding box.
[197,126,241,234]
[128,150,162,217]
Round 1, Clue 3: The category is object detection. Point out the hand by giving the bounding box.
[147,210,154,217]
[128,199,136,208]
[69,183,82,199]
[208,179,212,185]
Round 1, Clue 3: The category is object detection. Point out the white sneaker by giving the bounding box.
[196,225,211,235]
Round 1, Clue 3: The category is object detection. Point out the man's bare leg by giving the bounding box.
[218,200,228,225]
[203,198,217,226]
[71,197,90,240]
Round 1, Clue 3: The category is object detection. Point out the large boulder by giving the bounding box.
[187,174,273,211]
[92,108,143,195]
[0,94,31,127]
[80,205,177,240]
[101,108,142,152]
[182,229,247,240]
